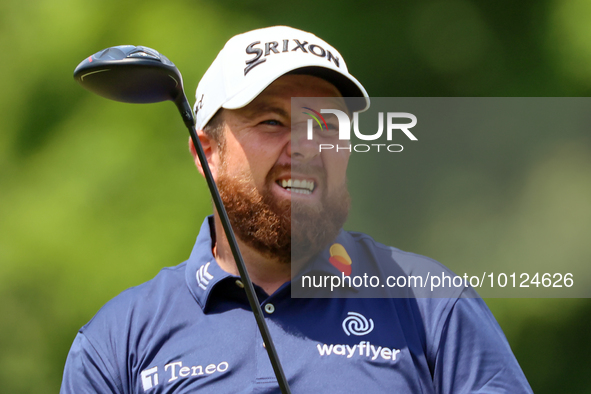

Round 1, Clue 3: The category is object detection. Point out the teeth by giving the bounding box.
[292,189,311,195]
[278,179,315,192]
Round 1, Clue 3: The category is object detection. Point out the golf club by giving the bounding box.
[74,45,291,394]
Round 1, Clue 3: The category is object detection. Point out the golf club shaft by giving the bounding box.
[176,97,292,394]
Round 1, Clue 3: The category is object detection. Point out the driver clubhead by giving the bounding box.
[74,45,184,104]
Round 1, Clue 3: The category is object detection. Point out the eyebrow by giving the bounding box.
[245,104,290,119]
[322,97,349,114]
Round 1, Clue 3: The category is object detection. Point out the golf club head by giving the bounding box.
[74,45,184,104]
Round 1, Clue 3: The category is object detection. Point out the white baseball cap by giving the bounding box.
[194,25,369,130]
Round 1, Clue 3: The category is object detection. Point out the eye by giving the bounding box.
[260,119,283,126]
[318,122,339,137]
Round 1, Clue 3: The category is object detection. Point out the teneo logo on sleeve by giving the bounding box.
[140,360,230,391]
[302,106,417,153]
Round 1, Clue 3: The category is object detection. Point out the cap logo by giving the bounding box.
[244,39,340,75]
[195,94,204,113]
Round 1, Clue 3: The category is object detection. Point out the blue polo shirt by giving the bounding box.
[60,217,533,393]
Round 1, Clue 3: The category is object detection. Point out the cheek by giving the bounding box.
[235,142,282,186]
[241,135,286,164]
[323,151,350,182]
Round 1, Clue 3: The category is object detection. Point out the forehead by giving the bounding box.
[232,74,347,118]
[261,74,343,98]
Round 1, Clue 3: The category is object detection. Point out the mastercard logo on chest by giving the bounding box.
[329,243,352,276]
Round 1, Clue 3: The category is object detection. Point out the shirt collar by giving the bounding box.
[185,217,359,309]
[185,216,234,310]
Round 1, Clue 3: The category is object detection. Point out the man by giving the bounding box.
[61,26,533,393]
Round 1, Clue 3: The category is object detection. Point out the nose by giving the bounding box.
[288,121,320,162]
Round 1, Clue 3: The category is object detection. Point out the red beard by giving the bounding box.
[217,163,350,264]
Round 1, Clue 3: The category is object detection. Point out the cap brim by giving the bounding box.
[223,65,370,113]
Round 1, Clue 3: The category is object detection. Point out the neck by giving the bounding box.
[212,215,292,295]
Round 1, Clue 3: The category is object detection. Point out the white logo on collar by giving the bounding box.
[342,312,374,336]
[196,262,214,290]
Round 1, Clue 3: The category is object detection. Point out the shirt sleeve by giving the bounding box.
[432,296,533,393]
[60,332,124,394]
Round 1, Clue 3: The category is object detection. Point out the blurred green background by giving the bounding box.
[1,0,590,392]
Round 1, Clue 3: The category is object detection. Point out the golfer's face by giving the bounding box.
[217,74,350,210]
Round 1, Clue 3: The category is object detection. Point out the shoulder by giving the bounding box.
[344,231,531,391]
[61,262,194,393]
[346,226,479,296]
[90,262,187,315]
[79,262,194,349]
[345,230,449,276]
[342,230,476,346]
[346,230,457,277]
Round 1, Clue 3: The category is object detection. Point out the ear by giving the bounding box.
[189,130,220,181]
